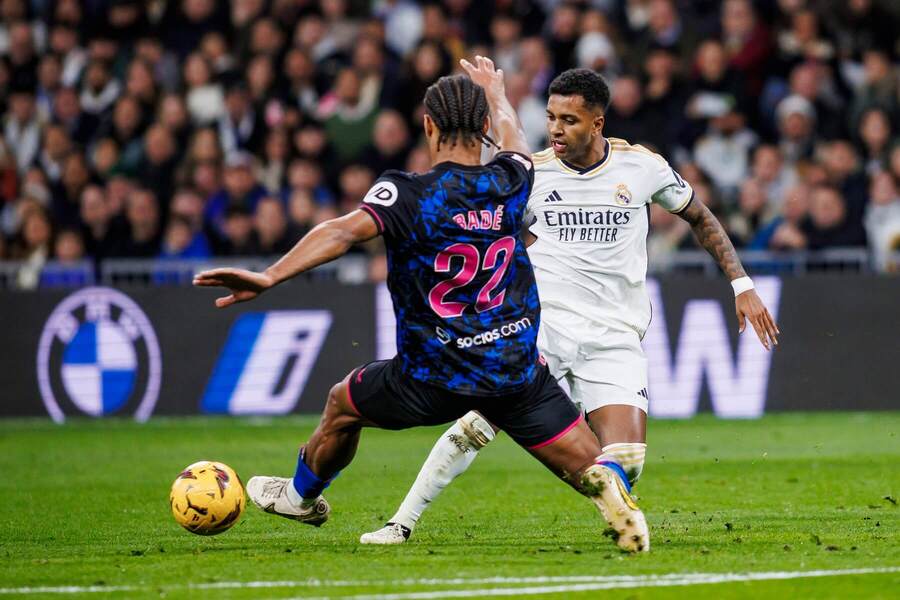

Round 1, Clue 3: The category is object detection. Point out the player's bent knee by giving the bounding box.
[457,411,496,450]
[321,380,363,430]
[600,442,646,485]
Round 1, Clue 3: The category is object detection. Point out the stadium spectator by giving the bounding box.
[170,187,212,256]
[729,178,775,245]
[79,184,124,262]
[159,215,210,260]
[258,127,291,194]
[605,76,654,148]
[857,108,894,174]
[490,11,522,74]
[79,60,120,117]
[358,110,413,175]
[504,72,547,150]
[219,81,265,155]
[683,39,746,148]
[48,23,87,88]
[53,227,85,264]
[395,41,452,131]
[352,35,402,117]
[721,0,771,98]
[138,124,179,205]
[376,0,423,57]
[184,53,225,125]
[286,158,335,209]
[864,171,900,272]
[546,2,581,75]
[632,0,699,71]
[693,104,757,201]
[751,144,796,211]
[782,62,844,141]
[282,48,321,117]
[518,37,553,98]
[10,204,51,289]
[850,49,898,126]
[53,87,98,147]
[286,188,317,237]
[773,7,835,75]
[121,188,161,257]
[828,0,898,59]
[4,78,40,174]
[252,196,294,255]
[205,151,267,235]
[336,164,375,215]
[54,152,92,227]
[801,185,867,250]
[36,124,71,185]
[820,140,869,228]
[751,183,811,251]
[217,205,254,256]
[776,94,817,165]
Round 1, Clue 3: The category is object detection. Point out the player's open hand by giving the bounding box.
[193,268,275,308]
[736,289,779,350]
[460,55,505,97]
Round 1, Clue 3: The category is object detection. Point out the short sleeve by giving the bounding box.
[359,173,416,239]
[489,151,535,195]
[649,157,694,214]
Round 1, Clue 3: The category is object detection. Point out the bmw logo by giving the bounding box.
[37,288,161,423]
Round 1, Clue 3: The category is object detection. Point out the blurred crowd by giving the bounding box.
[1,0,899,287]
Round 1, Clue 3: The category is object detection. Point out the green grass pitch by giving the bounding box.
[0,413,898,599]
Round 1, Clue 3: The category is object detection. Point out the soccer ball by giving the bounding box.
[169,461,245,536]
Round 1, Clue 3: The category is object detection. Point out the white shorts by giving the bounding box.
[538,307,649,414]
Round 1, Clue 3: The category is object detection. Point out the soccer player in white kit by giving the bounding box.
[361,68,780,545]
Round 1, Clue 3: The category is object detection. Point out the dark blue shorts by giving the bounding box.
[346,358,582,449]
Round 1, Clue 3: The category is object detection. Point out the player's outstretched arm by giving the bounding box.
[459,56,530,157]
[193,210,379,308]
[677,199,780,349]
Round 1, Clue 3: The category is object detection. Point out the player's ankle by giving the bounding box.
[387,522,413,539]
[599,442,646,486]
[292,448,338,501]
[388,516,416,532]
[285,481,306,507]
[595,460,632,494]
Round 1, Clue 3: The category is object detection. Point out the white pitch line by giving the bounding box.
[283,568,900,600]
[1,567,897,596]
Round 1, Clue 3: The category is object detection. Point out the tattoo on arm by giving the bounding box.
[677,198,746,280]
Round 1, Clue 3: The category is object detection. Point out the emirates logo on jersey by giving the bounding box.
[614,184,632,206]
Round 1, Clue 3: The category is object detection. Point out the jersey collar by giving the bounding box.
[557,139,612,175]
[433,161,486,172]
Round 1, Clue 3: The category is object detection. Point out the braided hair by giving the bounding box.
[423,75,498,151]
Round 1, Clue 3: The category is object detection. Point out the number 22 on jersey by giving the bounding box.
[428,236,516,318]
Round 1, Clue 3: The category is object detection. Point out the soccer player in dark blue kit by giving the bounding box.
[193,57,649,552]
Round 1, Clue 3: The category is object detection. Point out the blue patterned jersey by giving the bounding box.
[360,152,541,396]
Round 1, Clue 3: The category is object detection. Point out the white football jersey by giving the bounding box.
[526,137,693,337]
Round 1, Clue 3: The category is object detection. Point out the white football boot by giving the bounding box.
[581,463,650,552]
[246,476,330,527]
[360,522,412,545]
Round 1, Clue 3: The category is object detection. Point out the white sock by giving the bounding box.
[286,478,320,509]
[389,414,494,531]
[286,480,304,507]
[600,442,647,486]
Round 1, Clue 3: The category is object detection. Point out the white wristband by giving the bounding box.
[731,276,754,297]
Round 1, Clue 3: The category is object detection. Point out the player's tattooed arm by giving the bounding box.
[677,198,746,281]
[194,210,378,308]
[676,198,780,349]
